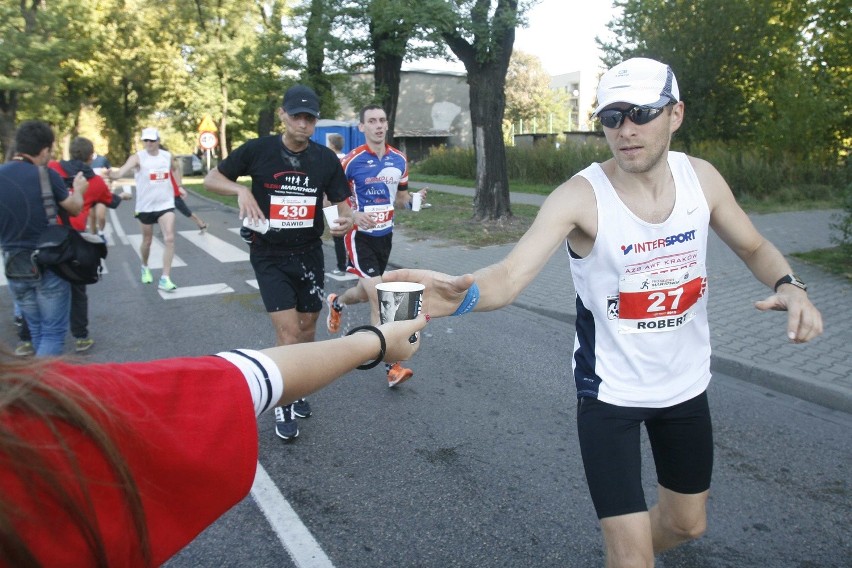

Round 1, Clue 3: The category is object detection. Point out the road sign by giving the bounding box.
[199,131,218,150]
[198,115,217,133]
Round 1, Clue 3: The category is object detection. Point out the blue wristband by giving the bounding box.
[451,283,479,316]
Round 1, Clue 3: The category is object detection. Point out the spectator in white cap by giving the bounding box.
[381,56,823,566]
[107,127,181,291]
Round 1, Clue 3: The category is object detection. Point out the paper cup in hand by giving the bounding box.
[377,282,424,343]
[411,193,423,212]
[122,184,132,195]
[242,216,269,234]
[323,205,339,228]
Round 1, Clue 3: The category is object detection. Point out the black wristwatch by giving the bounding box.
[774,274,807,292]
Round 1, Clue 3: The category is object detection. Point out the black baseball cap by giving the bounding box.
[283,85,320,118]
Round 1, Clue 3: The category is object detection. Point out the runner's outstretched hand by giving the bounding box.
[383,269,476,318]
[754,288,823,343]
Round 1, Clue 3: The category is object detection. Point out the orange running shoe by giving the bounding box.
[326,293,342,333]
[387,363,414,388]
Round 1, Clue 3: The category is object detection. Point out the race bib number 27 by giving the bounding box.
[617,265,706,333]
[269,195,316,229]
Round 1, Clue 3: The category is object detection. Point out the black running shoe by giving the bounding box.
[275,405,299,440]
[292,398,312,418]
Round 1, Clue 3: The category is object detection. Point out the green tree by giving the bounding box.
[89,0,171,160]
[504,50,567,140]
[0,0,97,159]
[602,0,848,161]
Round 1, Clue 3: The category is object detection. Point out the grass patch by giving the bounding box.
[792,247,852,279]
[394,192,538,248]
[411,174,556,196]
[183,176,243,208]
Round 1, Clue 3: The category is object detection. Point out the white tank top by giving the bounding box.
[134,150,175,213]
[569,152,711,407]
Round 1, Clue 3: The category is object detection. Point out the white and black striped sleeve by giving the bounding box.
[215,349,284,417]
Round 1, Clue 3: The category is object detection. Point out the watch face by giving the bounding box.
[778,274,807,292]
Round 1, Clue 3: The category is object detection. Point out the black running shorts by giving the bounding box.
[135,209,175,225]
[250,244,325,313]
[346,231,392,278]
[576,391,714,519]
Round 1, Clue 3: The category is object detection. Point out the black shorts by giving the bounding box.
[345,231,392,278]
[135,209,175,225]
[250,244,325,313]
[576,391,713,519]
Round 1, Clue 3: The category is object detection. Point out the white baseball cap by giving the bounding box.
[592,58,680,117]
[140,127,160,141]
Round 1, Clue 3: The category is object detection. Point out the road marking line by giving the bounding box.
[109,209,131,246]
[157,283,234,299]
[178,230,249,262]
[251,462,335,568]
[125,234,187,269]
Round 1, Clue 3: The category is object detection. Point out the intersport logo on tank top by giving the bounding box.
[620,229,697,256]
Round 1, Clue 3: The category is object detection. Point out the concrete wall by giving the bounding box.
[336,70,472,150]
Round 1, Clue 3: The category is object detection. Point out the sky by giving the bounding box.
[405,0,619,76]
[514,0,619,75]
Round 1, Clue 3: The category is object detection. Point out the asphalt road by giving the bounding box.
[2,194,848,567]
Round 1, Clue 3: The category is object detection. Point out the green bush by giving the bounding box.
[830,171,852,249]
[416,141,847,207]
[416,142,611,187]
[686,141,845,203]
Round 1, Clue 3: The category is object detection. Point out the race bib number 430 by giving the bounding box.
[617,265,706,333]
[269,195,316,229]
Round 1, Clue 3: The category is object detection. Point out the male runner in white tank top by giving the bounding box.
[108,128,180,291]
[385,58,823,567]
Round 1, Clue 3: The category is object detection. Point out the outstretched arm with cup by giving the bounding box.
[384,180,588,317]
[263,315,426,402]
[0,316,427,566]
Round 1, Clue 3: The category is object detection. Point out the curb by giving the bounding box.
[710,355,852,415]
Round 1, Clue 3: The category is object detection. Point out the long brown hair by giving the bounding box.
[0,348,151,567]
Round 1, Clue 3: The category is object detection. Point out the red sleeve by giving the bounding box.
[1,356,258,566]
[70,175,112,231]
[171,173,180,196]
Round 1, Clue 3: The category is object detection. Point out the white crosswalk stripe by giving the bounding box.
[1,218,332,301]
[125,234,187,269]
[158,283,236,300]
[179,230,249,262]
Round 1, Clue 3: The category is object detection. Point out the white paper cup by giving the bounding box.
[323,205,338,228]
[242,216,269,234]
[376,282,425,324]
[411,193,423,212]
[122,184,132,195]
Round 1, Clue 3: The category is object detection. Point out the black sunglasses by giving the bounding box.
[597,104,670,129]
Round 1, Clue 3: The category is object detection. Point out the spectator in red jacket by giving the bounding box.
[47,137,131,352]
[48,137,132,234]
[0,315,427,566]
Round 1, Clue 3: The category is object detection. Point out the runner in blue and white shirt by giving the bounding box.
[326,104,427,388]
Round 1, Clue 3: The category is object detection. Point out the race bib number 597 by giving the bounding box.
[269,195,316,229]
[617,265,706,333]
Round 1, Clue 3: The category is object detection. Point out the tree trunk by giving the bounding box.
[0,91,18,162]
[219,72,229,158]
[372,42,403,146]
[257,102,276,137]
[467,64,512,221]
[441,0,518,221]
